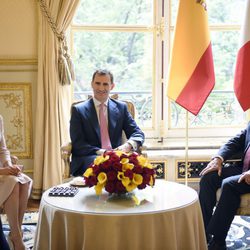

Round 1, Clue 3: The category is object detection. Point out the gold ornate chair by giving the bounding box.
[61,94,139,179]
[216,159,250,216]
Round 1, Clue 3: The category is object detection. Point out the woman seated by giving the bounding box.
[0,115,32,250]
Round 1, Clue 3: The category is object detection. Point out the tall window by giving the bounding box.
[70,0,247,145]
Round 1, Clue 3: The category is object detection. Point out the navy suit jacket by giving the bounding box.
[70,98,145,176]
[218,122,250,165]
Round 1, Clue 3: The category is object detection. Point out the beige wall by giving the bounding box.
[0,0,37,58]
[0,0,38,177]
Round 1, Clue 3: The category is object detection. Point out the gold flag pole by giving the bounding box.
[185,110,189,186]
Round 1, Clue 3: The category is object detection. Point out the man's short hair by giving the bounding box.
[91,69,114,84]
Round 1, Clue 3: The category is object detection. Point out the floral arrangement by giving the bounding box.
[83,150,156,195]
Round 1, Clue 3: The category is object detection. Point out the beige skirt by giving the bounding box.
[0,173,32,206]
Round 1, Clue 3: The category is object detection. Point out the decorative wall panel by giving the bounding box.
[0,83,32,158]
[150,161,166,179]
[176,159,243,182]
[176,160,209,182]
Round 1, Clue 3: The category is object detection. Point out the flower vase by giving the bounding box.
[108,192,133,201]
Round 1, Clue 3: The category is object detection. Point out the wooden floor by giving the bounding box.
[27,199,40,212]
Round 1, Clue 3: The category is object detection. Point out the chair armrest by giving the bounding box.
[61,142,72,179]
[61,142,72,160]
[138,145,147,157]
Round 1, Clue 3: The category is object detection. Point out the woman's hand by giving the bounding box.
[0,164,22,176]
[238,170,250,185]
[200,157,223,176]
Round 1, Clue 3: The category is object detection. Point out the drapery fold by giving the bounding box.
[32,0,80,199]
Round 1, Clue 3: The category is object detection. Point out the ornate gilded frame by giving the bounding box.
[0,83,32,158]
[175,159,209,182]
[150,160,167,179]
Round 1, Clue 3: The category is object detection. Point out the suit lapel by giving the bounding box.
[85,99,101,141]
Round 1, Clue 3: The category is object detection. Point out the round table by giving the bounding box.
[34,179,207,250]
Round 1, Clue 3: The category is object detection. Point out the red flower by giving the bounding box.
[142,174,151,184]
[107,171,117,181]
[133,166,143,174]
[112,161,122,171]
[105,181,116,193]
[124,169,133,179]
[137,183,147,189]
[116,181,126,193]
[85,175,97,187]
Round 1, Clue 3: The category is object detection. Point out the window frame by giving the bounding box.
[69,0,248,149]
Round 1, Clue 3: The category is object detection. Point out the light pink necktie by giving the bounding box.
[243,146,250,172]
[99,103,112,150]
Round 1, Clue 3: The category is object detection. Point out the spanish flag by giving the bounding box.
[167,0,215,116]
[234,0,250,112]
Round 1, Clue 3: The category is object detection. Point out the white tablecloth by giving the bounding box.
[34,180,207,250]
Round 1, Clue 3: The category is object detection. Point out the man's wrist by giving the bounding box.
[211,156,224,163]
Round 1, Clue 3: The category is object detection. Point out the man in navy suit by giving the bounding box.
[70,69,145,176]
[199,123,250,250]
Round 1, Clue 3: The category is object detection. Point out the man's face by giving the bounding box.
[91,74,115,103]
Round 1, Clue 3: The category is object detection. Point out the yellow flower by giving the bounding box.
[94,155,109,165]
[131,194,140,206]
[83,168,93,177]
[121,177,130,187]
[117,171,130,187]
[126,182,137,192]
[132,174,143,185]
[122,163,134,171]
[120,158,129,165]
[145,162,153,169]
[97,172,107,184]
[149,175,154,186]
[95,182,105,195]
[115,150,124,157]
[137,155,148,167]
[117,171,125,180]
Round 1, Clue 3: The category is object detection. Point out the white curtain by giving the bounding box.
[32,0,80,199]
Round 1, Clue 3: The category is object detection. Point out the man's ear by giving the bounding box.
[111,83,115,90]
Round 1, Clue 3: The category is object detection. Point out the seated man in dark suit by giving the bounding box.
[70,69,145,176]
[199,123,250,250]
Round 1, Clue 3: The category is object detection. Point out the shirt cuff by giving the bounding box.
[127,140,138,151]
[212,155,224,162]
[96,149,106,155]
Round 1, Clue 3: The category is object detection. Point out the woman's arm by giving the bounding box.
[0,116,12,167]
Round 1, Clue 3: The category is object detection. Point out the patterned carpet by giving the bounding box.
[227,216,250,249]
[1,212,38,250]
[1,213,250,249]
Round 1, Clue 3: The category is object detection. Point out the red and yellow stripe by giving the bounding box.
[167,0,215,116]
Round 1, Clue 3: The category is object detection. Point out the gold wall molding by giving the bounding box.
[0,58,37,66]
[0,69,38,72]
[0,83,32,158]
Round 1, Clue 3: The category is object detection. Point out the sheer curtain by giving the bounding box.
[32,0,79,199]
